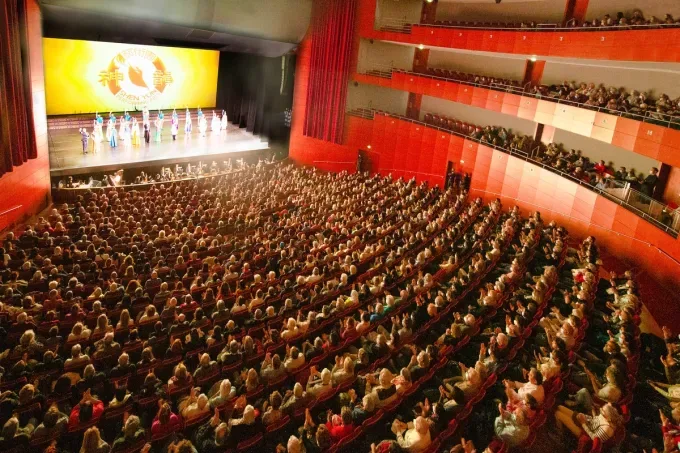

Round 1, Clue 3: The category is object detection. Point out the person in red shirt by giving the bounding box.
[325,406,354,440]
[69,389,104,430]
[593,160,607,174]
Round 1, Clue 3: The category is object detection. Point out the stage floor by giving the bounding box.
[48,122,270,177]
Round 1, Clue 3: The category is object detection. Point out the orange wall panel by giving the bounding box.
[638,123,666,145]
[457,85,473,105]
[481,31,499,52]
[663,129,680,150]
[659,145,680,169]
[634,138,661,160]
[615,117,641,136]
[496,31,516,53]
[611,131,637,152]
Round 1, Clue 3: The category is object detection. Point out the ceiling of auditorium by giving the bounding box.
[39,0,313,57]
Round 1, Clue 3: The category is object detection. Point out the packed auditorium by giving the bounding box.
[1,1,680,452]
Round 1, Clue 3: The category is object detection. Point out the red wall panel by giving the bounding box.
[290,31,358,173]
[0,0,51,232]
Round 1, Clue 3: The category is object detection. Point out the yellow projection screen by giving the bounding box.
[43,38,219,115]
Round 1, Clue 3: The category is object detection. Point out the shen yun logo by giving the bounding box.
[99,48,173,106]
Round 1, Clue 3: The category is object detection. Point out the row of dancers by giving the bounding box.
[80,107,228,154]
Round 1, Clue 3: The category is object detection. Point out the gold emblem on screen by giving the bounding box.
[99,48,173,106]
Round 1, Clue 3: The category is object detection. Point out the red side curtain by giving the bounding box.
[303,0,357,144]
[0,0,38,177]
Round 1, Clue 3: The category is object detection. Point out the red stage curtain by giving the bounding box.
[303,0,357,144]
[0,0,38,177]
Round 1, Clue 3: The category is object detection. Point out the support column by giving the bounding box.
[522,59,546,88]
[420,0,437,24]
[407,42,430,120]
[406,93,422,120]
[564,0,589,26]
[534,124,545,145]
[655,163,672,201]
[413,47,430,73]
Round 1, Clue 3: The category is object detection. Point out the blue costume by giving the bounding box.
[155,111,164,142]
[185,107,192,134]
[110,127,118,148]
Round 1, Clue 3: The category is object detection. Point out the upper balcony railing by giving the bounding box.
[367,16,680,63]
[347,107,680,236]
[379,16,680,33]
[359,64,680,131]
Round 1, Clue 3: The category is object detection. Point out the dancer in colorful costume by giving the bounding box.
[131,118,141,146]
[185,107,192,135]
[155,110,164,142]
[171,109,179,141]
[106,112,116,142]
[93,112,104,142]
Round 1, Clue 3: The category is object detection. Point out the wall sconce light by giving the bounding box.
[367,145,372,149]
[530,56,537,62]
[418,44,425,50]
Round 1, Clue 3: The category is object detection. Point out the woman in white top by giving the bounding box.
[209,379,236,407]
[281,318,300,341]
[284,346,306,372]
[306,367,333,398]
[554,403,620,445]
[179,388,210,420]
[331,356,355,386]
[392,416,432,453]
[306,267,323,284]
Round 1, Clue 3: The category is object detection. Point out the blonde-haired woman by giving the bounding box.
[80,426,110,453]
[88,287,103,301]
[93,314,113,336]
[168,362,192,392]
[116,309,134,330]
[68,322,92,342]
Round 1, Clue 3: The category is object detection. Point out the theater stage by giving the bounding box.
[48,111,270,177]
